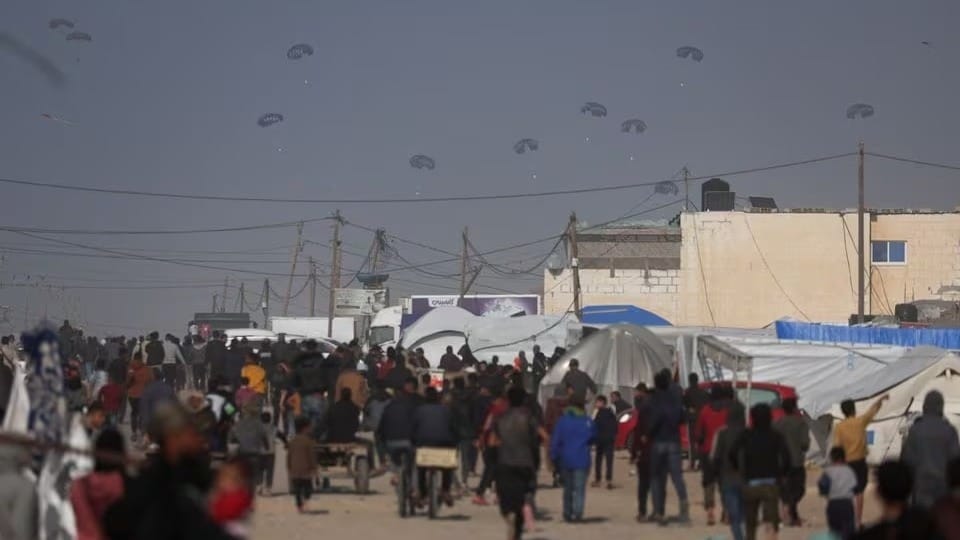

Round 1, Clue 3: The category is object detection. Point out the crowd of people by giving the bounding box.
[3,320,960,540]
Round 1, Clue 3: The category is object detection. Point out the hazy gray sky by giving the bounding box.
[1,0,958,335]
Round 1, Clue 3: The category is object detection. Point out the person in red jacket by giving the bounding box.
[694,384,733,525]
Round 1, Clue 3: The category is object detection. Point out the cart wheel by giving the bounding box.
[354,457,370,494]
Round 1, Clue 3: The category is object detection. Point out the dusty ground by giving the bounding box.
[250,447,882,540]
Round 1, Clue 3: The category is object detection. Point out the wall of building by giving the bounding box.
[543,210,960,328]
[679,211,866,327]
[542,268,680,323]
[870,213,960,311]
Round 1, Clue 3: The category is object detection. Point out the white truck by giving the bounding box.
[269,316,355,344]
[368,305,402,349]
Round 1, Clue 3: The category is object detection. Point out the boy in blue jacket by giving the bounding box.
[550,395,597,522]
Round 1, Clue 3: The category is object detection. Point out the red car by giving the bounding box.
[615,380,798,450]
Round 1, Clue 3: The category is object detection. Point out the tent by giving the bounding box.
[581,305,672,326]
[821,348,960,464]
[465,314,581,363]
[398,306,474,367]
[538,324,672,404]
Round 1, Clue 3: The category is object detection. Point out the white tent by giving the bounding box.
[465,314,581,363]
[538,324,672,404]
[398,306,474,367]
[822,349,960,464]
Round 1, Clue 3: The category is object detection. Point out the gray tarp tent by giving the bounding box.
[538,323,672,405]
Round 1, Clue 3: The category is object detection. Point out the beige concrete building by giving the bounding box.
[543,209,960,328]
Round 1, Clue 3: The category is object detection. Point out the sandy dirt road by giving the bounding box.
[251,446,881,540]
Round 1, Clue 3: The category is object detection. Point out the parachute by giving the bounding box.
[257,113,284,127]
[49,19,75,30]
[620,119,647,134]
[654,181,679,196]
[580,102,607,118]
[845,103,875,119]
[286,43,314,60]
[676,46,703,62]
[513,138,539,155]
[65,31,92,42]
[409,154,435,170]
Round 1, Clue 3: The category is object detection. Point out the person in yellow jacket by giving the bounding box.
[241,352,268,395]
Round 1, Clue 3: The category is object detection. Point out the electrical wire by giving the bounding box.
[742,215,811,321]
[0,152,855,204]
[866,152,960,172]
[689,213,717,326]
[0,217,333,236]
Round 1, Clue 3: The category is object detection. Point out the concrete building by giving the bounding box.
[544,209,960,328]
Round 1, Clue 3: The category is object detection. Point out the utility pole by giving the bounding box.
[370,229,384,274]
[262,278,270,328]
[238,282,246,312]
[327,211,343,338]
[308,257,317,317]
[569,213,582,319]
[282,222,305,317]
[212,294,218,313]
[221,277,229,313]
[857,141,866,324]
[458,227,469,305]
[682,166,691,212]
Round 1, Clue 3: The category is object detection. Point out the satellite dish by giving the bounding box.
[546,254,565,277]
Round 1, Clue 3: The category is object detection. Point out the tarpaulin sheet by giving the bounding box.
[775,320,960,350]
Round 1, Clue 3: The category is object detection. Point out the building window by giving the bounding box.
[871,240,906,264]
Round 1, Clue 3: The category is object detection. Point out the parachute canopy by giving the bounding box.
[654,181,679,196]
[49,19,75,30]
[286,43,314,60]
[580,102,607,118]
[257,113,284,127]
[845,103,875,120]
[621,119,647,134]
[513,138,539,155]
[676,46,703,62]
[65,31,92,42]
[409,154,436,170]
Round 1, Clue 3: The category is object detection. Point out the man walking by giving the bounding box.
[648,369,690,525]
[774,397,810,526]
[592,395,617,489]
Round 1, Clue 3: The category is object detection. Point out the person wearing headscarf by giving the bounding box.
[901,390,960,508]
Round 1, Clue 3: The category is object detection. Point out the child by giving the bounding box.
[818,446,857,539]
[287,416,318,513]
[210,458,254,538]
[259,411,277,496]
[235,378,257,410]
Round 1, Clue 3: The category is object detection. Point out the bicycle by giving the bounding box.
[415,447,459,520]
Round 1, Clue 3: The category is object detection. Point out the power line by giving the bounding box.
[0,152,855,205]
[866,152,960,172]
[0,216,333,236]
[742,215,811,321]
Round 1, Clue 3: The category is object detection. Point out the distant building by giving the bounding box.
[544,209,960,328]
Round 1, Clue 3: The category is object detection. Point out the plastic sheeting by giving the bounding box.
[465,314,580,363]
[776,320,960,350]
[581,305,672,326]
[716,338,920,418]
[399,306,474,349]
[539,324,672,404]
[822,350,960,464]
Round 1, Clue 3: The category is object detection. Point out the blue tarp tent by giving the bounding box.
[775,320,960,351]
[581,305,672,326]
